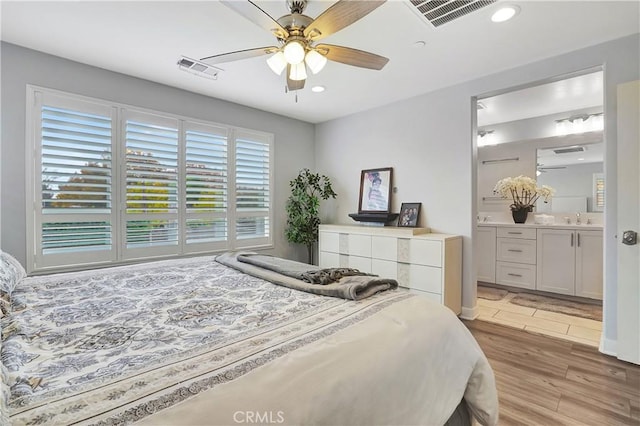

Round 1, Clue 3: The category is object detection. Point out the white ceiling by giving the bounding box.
[477,71,604,127]
[1,1,638,124]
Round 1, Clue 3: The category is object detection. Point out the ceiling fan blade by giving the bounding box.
[200,46,277,65]
[221,0,289,39]
[303,0,386,41]
[287,65,305,91]
[315,44,388,70]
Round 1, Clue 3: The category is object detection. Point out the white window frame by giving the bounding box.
[26,86,274,273]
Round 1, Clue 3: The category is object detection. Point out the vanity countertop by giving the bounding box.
[478,222,603,230]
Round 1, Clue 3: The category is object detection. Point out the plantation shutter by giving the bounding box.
[27,87,275,273]
[234,130,273,247]
[33,92,116,269]
[184,122,229,251]
[123,110,179,259]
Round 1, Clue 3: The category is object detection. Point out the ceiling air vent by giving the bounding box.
[553,146,585,154]
[409,0,497,27]
[177,56,222,80]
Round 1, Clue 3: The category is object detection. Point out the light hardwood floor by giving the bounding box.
[476,292,602,348]
[464,319,640,426]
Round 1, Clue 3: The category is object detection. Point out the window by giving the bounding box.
[234,131,271,245]
[28,87,273,272]
[184,122,229,250]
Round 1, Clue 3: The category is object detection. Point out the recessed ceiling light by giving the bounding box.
[311,86,325,93]
[413,40,426,48]
[578,158,585,161]
[491,5,520,23]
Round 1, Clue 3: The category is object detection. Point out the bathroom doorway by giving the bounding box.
[473,68,605,347]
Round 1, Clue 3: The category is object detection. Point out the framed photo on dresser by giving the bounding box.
[398,202,421,227]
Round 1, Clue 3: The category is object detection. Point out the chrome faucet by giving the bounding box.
[576,212,581,225]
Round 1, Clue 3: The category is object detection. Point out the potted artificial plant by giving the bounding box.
[285,169,337,264]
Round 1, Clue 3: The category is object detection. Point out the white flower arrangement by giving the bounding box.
[493,175,555,211]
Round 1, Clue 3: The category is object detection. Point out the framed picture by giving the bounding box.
[398,202,421,227]
[358,167,393,213]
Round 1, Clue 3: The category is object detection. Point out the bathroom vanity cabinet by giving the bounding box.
[477,223,603,300]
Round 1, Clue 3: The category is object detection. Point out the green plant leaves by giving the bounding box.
[285,169,337,261]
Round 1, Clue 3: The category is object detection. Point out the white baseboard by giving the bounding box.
[599,336,617,357]
[460,305,479,320]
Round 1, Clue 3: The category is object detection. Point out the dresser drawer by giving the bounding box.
[371,259,397,280]
[319,251,339,268]
[410,288,442,304]
[497,238,537,264]
[348,255,371,273]
[319,231,339,253]
[371,236,397,261]
[496,261,536,289]
[397,263,442,294]
[497,227,536,240]
[348,234,371,257]
[407,239,442,267]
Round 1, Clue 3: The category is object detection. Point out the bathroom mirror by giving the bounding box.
[536,141,604,212]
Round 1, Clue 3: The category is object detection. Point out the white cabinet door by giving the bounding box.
[575,230,603,299]
[476,226,496,283]
[536,229,575,295]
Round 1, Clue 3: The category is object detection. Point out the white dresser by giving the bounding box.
[318,225,462,314]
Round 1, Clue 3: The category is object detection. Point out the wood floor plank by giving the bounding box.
[489,356,634,417]
[558,394,636,426]
[498,391,584,426]
[471,332,570,379]
[463,319,640,426]
[565,366,640,401]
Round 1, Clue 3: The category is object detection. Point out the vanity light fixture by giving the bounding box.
[555,112,604,136]
[478,130,496,147]
[491,5,520,22]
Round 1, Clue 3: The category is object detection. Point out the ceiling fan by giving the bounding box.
[199,0,389,92]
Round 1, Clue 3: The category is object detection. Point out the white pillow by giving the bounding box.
[0,250,26,297]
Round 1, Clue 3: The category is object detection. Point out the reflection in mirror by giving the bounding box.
[536,142,604,213]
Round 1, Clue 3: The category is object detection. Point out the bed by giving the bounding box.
[1,250,498,426]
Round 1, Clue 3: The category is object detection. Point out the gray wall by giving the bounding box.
[0,42,315,265]
[315,34,640,347]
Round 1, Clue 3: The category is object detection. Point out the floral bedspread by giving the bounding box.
[0,255,407,425]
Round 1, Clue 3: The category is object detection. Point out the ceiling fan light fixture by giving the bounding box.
[283,40,306,64]
[305,50,327,74]
[267,51,287,75]
[289,62,307,81]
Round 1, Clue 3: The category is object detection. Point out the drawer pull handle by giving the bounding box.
[507,273,523,277]
[507,249,523,252]
[508,232,523,234]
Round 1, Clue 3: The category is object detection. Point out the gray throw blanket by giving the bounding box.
[215,252,398,300]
